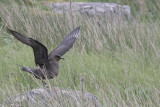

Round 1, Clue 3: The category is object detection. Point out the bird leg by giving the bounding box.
[42,80,49,89]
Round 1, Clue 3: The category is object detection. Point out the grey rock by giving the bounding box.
[2,88,101,107]
[45,2,132,20]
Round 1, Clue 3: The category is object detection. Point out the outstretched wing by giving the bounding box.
[8,29,48,68]
[48,26,81,59]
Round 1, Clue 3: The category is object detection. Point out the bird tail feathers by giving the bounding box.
[16,64,32,73]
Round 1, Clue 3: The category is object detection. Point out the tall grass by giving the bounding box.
[0,1,160,106]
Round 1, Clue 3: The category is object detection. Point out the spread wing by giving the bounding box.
[48,26,81,59]
[8,29,48,68]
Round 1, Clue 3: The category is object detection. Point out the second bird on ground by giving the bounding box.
[8,26,81,85]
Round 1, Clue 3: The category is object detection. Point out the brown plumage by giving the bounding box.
[8,27,81,81]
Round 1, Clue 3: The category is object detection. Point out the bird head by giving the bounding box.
[55,55,64,61]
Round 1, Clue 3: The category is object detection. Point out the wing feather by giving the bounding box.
[49,26,81,59]
[8,29,48,68]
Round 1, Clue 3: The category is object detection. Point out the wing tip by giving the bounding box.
[7,28,12,32]
[74,26,81,38]
[7,28,15,35]
[76,26,81,31]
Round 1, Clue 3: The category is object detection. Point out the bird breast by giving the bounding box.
[47,61,59,78]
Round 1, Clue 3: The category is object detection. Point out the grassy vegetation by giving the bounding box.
[0,0,160,106]
[1,0,160,21]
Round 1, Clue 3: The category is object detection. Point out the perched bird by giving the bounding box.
[8,27,81,85]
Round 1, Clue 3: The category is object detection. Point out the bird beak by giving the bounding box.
[60,57,64,60]
[55,55,64,60]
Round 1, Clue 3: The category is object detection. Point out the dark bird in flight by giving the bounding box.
[8,27,81,85]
